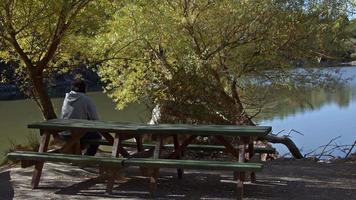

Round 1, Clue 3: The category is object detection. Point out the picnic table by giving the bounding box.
[8,119,272,199]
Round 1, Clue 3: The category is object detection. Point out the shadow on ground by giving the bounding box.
[0,171,14,200]
[3,159,356,200]
[49,168,356,199]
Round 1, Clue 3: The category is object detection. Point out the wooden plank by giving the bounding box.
[138,124,271,137]
[111,133,121,157]
[31,130,50,189]
[153,138,162,159]
[173,135,183,179]
[82,140,276,154]
[248,142,256,183]
[149,137,163,197]
[135,136,143,152]
[7,151,126,166]
[215,136,239,158]
[150,143,276,154]
[28,119,145,133]
[105,166,119,194]
[107,133,121,194]
[236,180,243,200]
[101,132,114,145]
[168,135,197,159]
[123,158,262,171]
[236,138,246,199]
[28,119,271,138]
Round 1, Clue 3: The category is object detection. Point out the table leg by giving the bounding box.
[135,136,143,152]
[74,140,82,155]
[236,179,244,200]
[106,133,121,194]
[105,166,120,194]
[168,135,196,159]
[111,133,121,157]
[236,139,245,199]
[111,132,130,157]
[248,141,256,183]
[173,135,184,179]
[31,130,50,189]
[215,136,239,158]
[101,132,114,145]
[215,136,242,181]
[149,137,162,197]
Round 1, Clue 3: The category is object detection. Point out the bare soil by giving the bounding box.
[1,155,355,200]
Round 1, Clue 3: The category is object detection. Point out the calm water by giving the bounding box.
[259,66,356,157]
[1,66,356,161]
[0,93,151,162]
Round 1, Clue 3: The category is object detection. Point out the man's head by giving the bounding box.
[71,79,87,93]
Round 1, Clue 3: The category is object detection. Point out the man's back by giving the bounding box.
[61,91,99,120]
[59,79,102,156]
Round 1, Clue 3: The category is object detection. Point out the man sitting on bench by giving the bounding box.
[59,79,102,156]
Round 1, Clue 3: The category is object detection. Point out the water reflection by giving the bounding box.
[258,66,356,157]
[257,83,353,121]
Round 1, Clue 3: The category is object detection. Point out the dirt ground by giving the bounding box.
[1,155,355,200]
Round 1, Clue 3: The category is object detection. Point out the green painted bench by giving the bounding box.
[7,151,126,193]
[123,158,263,198]
[82,140,276,154]
[7,151,125,166]
[7,151,263,199]
[123,157,263,170]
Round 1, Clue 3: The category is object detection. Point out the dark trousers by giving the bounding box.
[59,132,101,156]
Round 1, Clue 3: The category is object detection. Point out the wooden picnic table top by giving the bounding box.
[24,118,271,195]
[28,119,271,137]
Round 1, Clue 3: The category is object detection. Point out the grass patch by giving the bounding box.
[1,133,39,166]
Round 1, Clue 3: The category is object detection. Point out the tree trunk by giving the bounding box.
[28,68,59,139]
[30,69,57,120]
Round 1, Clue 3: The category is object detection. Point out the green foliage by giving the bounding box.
[345,19,356,60]
[0,0,118,119]
[0,0,353,123]
[95,0,352,124]
[0,0,112,73]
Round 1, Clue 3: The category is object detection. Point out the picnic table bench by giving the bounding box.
[7,119,272,199]
[82,140,276,155]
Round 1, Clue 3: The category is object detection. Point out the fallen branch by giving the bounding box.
[289,129,304,136]
[318,136,341,160]
[304,136,356,160]
[265,134,304,159]
[345,140,356,158]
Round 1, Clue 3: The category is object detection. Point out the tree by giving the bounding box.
[95,0,351,125]
[0,0,110,119]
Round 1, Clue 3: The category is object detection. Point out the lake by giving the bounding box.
[1,66,356,162]
[0,93,151,162]
[259,66,356,158]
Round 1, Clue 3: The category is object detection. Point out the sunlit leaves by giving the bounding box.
[95,0,352,124]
